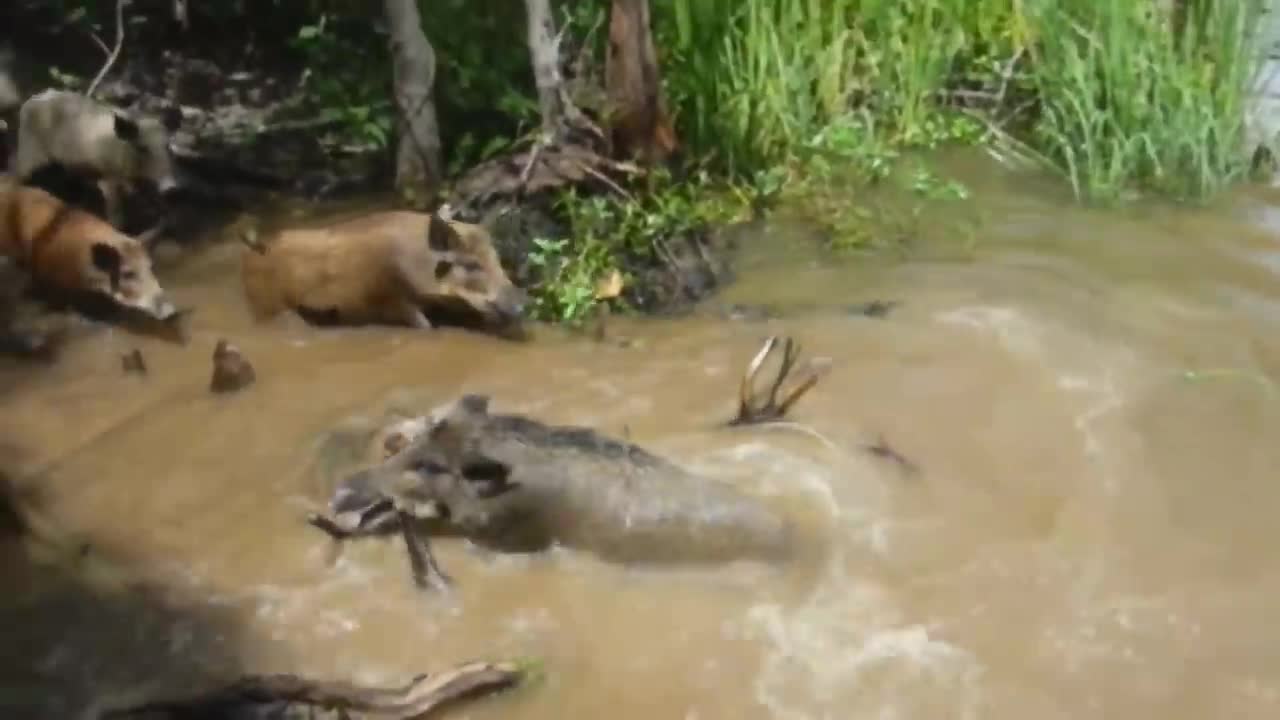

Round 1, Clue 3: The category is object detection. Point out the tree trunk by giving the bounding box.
[524,0,566,136]
[605,0,677,165]
[383,0,443,206]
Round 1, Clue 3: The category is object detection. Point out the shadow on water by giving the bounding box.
[0,457,245,719]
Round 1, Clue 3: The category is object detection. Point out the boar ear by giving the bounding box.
[135,221,166,250]
[112,112,141,142]
[90,242,121,282]
[458,394,490,416]
[160,105,183,132]
[426,213,460,252]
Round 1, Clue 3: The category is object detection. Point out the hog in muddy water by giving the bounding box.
[0,179,178,323]
[239,209,528,338]
[11,89,183,229]
[323,394,794,568]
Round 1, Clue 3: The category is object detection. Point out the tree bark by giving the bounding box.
[524,0,566,136]
[383,0,443,206]
[605,0,677,166]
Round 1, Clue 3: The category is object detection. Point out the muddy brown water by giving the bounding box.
[4,151,1280,718]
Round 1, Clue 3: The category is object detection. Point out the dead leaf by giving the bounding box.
[594,269,624,300]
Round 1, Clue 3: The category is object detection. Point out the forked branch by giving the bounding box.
[306,494,453,592]
[729,336,832,426]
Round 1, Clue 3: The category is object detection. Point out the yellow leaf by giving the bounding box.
[594,270,624,300]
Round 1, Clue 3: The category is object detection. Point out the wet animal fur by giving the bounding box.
[11,89,183,229]
[329,395,793,566]
[0,178,175,320]
[239,210,528,334]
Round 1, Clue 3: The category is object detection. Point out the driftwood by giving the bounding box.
[307,498,453,592]
[729,336,832,426]
[450,140,641,216]
[96,659,525,719]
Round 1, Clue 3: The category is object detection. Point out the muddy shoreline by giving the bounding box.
[0,3,738,359]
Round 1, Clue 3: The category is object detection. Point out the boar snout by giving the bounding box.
[491,286,529,324]
[328,470,398,533]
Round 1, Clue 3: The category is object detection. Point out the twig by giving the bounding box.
[85,0,126,99]
[993,47,1026,108]
[87,31,110,56]
[397,510,452,591]
[862,436,920,477]
[572,156,634,201]
[518,136,549,193]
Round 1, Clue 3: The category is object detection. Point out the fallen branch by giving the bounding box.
[96,660,525,719]
[398,509,452,591]
[450,140,643,217]
[85,0,126,99]
[729,336,832,426]
[307,501,452,592]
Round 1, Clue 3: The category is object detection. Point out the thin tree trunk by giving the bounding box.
[383,0,443,206]
[605,0,677,165]
[524,0,566,136]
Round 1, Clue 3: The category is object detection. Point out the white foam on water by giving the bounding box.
[731,300,1166,719]
[746,555,985,720]
[935,305,1046,359]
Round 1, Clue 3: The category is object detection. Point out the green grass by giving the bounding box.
[1028,1,1260,201]
[658,0,1267,203]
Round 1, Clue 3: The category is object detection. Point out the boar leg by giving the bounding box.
[98,179,125,229]
[392,299,434,330]
[397,511,452,591]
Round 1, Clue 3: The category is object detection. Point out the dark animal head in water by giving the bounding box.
[323,393,676,533]
[324,395,516,533]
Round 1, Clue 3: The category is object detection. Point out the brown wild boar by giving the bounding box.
[240,209,528,336]
[321,394,794,569]
[11,89,183,229]
[0,178,177,321]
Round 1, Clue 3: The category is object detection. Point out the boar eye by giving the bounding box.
[121,270,138,282]
[412,458,449,476]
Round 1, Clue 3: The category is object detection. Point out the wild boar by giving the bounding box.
[239,209,528,337]
[0,178,177,321]
[11,89,183,229]
[323,394,794,568]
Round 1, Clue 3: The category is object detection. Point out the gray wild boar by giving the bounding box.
[323,394,794,568]
[11,89,183,228]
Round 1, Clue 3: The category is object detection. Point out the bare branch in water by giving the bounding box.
[730,336,832,426]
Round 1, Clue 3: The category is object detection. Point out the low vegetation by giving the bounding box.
[7,0,1271,325]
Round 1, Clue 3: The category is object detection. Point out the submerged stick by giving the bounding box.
[729,335,832,426]
[96,659,524,719]
[398,510,452,591]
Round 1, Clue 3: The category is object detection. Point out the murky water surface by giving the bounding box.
[4,152,1280,718]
